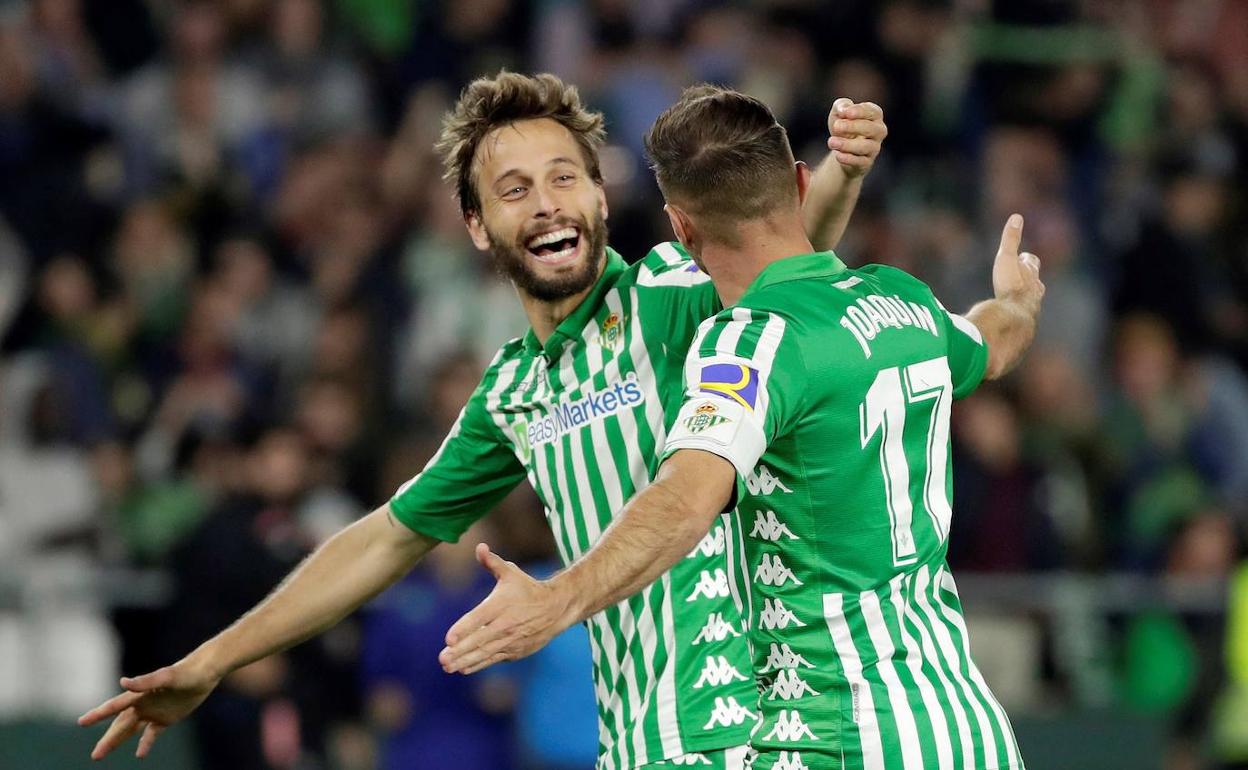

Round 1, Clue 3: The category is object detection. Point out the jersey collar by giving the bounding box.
[740,250,848,301]
[522,247,628,362]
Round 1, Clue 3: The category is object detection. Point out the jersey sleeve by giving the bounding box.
[936,298,989,399]
[388,381,526,543]
[661,305,804,478]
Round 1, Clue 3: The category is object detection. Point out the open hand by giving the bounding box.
[439,543,576,675]
[992,214,1045,314]
[827,98,887,178]
[77,658,221,760]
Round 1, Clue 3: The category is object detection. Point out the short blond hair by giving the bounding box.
[436,71,606,217]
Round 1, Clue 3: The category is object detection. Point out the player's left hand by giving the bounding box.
[439,543,576,675]
[827,98,886,178]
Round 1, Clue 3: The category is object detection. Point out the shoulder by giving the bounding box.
[467,336,533,404]
[851,263,937,300]
[624,241,715,289]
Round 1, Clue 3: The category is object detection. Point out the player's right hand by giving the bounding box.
[992,213,1044,315]
[77,657,221,760]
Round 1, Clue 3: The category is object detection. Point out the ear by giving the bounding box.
[465,212,492,252]
[794,160,814,207]
[597,184,609,222]
[664,203,696,253]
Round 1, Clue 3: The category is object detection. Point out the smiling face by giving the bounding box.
[465,118,608,302]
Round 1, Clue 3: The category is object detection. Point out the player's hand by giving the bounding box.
[992,214,1045,315]
[439,543,576,675]
[827,98,887,179]
[77,657,221,760]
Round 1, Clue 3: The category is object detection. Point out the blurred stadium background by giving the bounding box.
[0,0,1246,768]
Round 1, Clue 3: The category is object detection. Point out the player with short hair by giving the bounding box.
[440,85,1044,770]
[79,72,887,770]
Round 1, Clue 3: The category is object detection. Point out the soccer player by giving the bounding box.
[78,73,887,769]
[439,86,1044,770]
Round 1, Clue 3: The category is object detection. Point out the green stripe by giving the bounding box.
[733,312,770,360]
[698,314,730,358]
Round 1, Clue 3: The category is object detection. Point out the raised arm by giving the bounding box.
[438,449,735,675]
[79,504,436,759]
[802,99,887,250]
[966,214,1045,379]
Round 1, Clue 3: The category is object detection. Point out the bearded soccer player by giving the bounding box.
[440,86,1044,770]
[78,73,886,768]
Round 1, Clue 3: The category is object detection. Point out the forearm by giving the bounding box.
[966,294,1039,379]
[193,505,436,677]
[802,155,864,251]
[554,456,730,624]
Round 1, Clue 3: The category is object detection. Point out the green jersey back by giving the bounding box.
[390,245,757,770]
[663,252,1023,770]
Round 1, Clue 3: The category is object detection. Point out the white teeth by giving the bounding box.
[535,244,577,262]
[528,227,577,248]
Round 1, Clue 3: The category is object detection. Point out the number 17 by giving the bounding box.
[859,356,953,566]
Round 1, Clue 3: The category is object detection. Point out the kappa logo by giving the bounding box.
[660,753,712,766]
[754,554,803,587]
[762,710,819,742]
[745,466,792,496]
[768,669,821,701]
[759,643,814,673]
[757,598,806,630]
[749,510,798,542]
[702,696,757,729]
[687,526,725,559]
[686,569,731,601]
[692,613,741,645]
[693,655,749,688]
[774,752,812,770]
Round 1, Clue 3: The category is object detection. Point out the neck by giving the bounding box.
[518,253,606,345]
[698,216,815,306]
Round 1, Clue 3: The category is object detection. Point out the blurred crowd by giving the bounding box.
[0,0,1246,768]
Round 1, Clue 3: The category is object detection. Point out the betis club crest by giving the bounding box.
[600,312,626,351]
[683,402,731,434]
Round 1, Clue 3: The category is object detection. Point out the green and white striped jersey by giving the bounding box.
[391,245,758,769]
[663,252,1023,770]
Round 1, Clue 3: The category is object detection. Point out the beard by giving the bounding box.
[485,210,608,302]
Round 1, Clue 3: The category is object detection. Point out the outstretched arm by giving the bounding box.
[966,214,1046,380]
[802,99,887,250]
[79,504,436,759]
[439,449,735,675]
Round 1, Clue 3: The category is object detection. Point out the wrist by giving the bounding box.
[998,290,1041,319]
[187,638,233,683]
[545,572,587,628]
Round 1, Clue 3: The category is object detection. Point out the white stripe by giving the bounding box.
[654,241,684,266]
[889,575,954,770]
[948,312,983,345]
[899,569,975,770]
[622,290,684,759]
[546,355,628,764]
[582,298,655,766]
[912,568,1001,768]
[824,593,885,770]
[933,568,1022,770]
[750,314,787,440]
[724,744,750,769]
[636,263,713,287]
[860,586,925,770]
[559,351,641,770]
[712,307,754,357]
